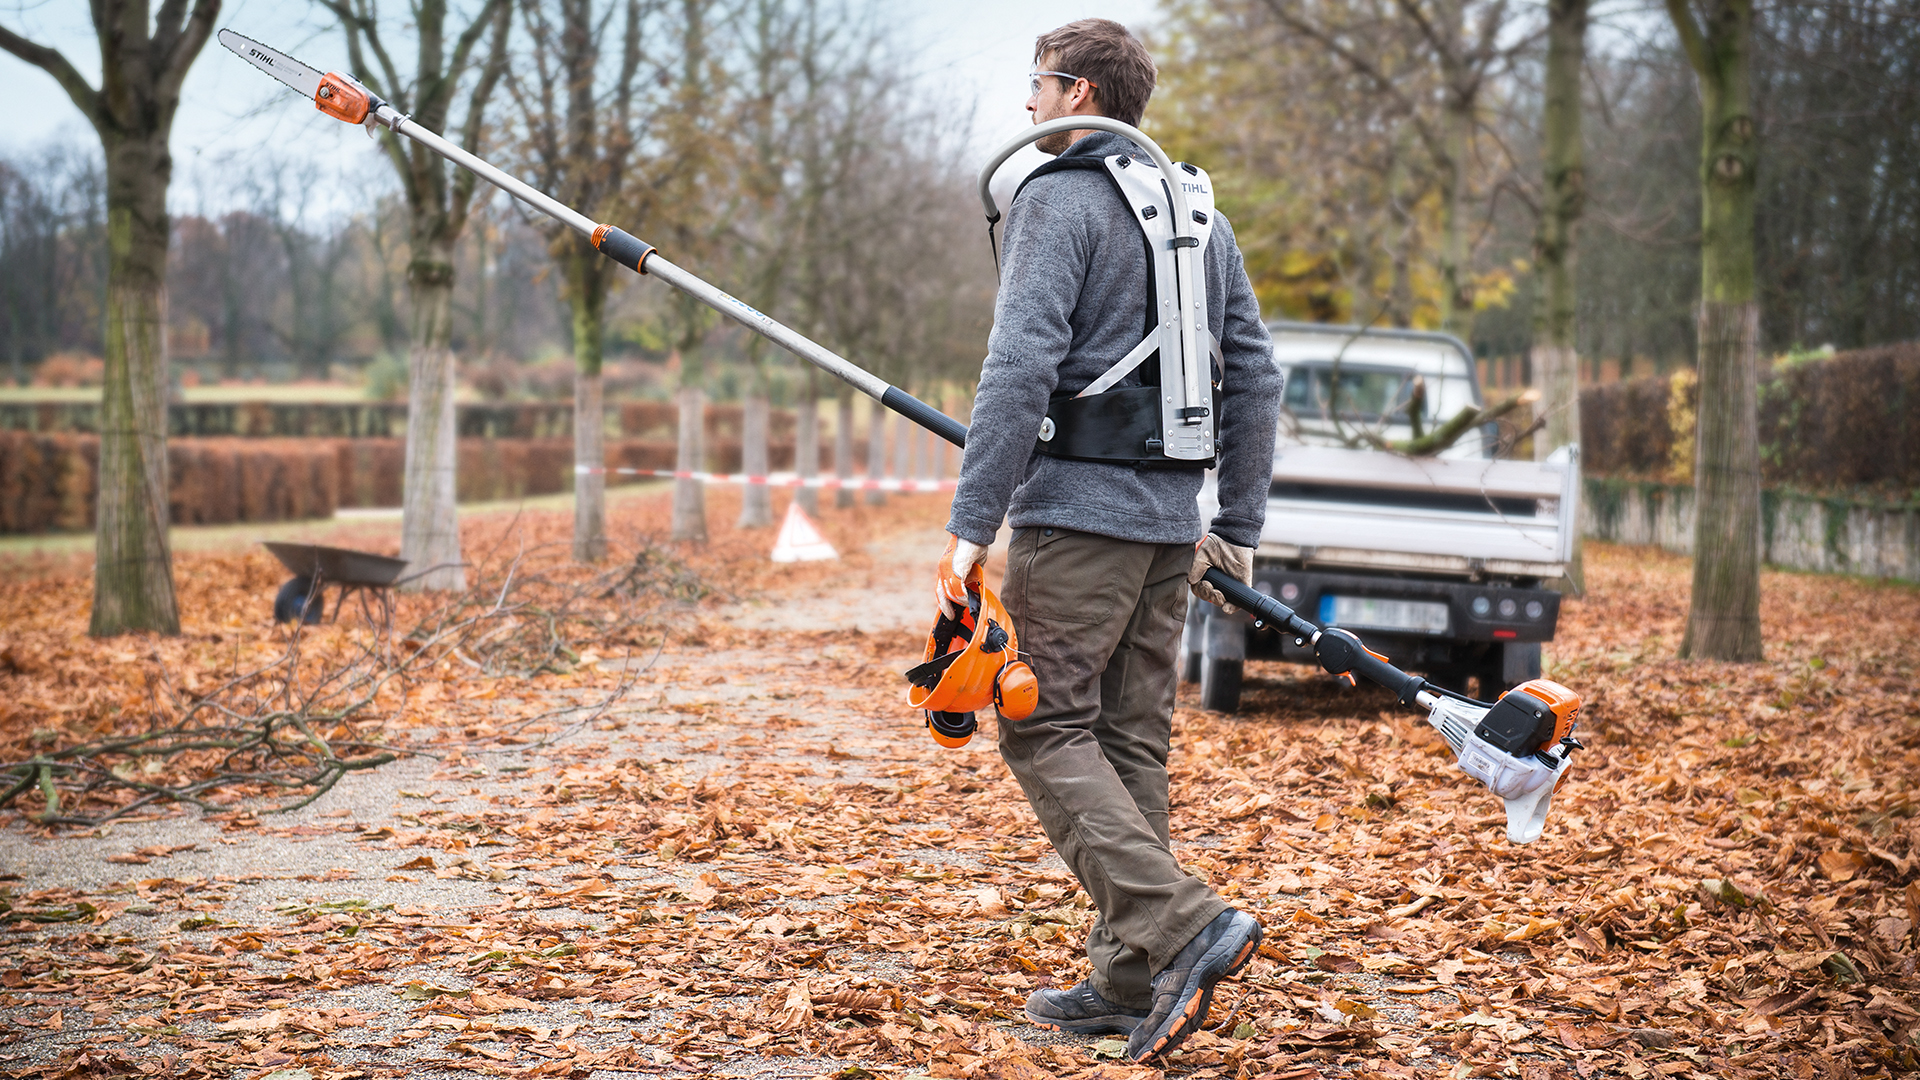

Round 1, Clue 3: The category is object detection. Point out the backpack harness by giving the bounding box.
[978,119,1222,469]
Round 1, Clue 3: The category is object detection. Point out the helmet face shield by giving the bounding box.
[905,578,1038,746]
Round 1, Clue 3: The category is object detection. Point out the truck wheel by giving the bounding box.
[1180,595,1203,683]
[1478,642,1541,699]
[1199,657,1243,713]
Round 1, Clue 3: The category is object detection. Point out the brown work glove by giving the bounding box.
[1188,533,1254,614]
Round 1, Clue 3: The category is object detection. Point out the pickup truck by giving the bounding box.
[1186,321,1579,712]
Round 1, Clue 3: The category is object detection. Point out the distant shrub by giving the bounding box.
[33,353,104,388]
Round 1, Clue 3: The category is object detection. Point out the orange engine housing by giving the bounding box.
[1510,678,1581,751]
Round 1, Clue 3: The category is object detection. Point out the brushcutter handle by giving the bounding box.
[1200,569,1317,639]
[1313,627,1427,707]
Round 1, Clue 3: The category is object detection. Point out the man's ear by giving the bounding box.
[1072,78,1097,114]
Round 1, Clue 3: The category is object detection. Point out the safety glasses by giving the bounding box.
[1029,70,1092,97]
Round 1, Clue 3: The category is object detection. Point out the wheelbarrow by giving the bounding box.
[262,542,409,629]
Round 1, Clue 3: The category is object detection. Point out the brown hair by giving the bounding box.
[1034,18,1157,127]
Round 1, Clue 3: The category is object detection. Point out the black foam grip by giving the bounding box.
[882,386,968,448]
[1202,570,1316,639]
[595,226,654,274]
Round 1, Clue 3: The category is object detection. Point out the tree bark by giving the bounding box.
[738,385,773,527]
[91,134,179,635]
[865,395,888,506]
[567,238,608,562]
[835,390,855,509]
[672,357,708,542]
[1669,0,1763,661]
[401,244,464,592]
[1682,301,1763,659]
[795,373,819,514]
[572,371,606,562]
[1438,98,1472,339]
[1532,0,1588,593]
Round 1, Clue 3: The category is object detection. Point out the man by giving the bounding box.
[942,18,1284,1065]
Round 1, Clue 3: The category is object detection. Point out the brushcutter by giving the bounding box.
[1196,572,1581,844]
[220,31,1580,844]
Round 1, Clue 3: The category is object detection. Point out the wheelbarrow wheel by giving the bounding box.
[273,576,325,625]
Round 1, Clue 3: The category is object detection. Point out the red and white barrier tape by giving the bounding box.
[575,465,955,492]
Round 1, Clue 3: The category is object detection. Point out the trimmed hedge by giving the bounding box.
[1,431,888,533]
[1580,343,1920,496]
[0,434,339,533]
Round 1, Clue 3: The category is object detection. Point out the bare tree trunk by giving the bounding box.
[1386,131,1416,328]
[672,354,707,542]
[1669,0,1763,661]
[2,2,222,634]
[401,244,464,592]
[91,134,179,635]
[1438,98,1473,340]
[1683,302,1763,658]
[796,373,819,514]
[572,370,605,562]
[835,390,854,509]
[567,241,608,562]
[738,381,772,527]
[865,395,888,506]
[1532,0,1588,593]
[326,0,511,591]
[894,405,912,489]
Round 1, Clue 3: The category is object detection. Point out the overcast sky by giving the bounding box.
[0,1,1160,214]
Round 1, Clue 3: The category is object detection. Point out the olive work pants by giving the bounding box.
[997,526,1228,1010]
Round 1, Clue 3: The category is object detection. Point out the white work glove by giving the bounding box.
[938,535,992,619]
[1188,533,1254,614]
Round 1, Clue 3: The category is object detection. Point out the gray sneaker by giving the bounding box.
[1024,979,1151,1035]
[1127,909,1262,1061]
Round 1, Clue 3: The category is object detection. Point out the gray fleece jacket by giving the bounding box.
[947,131,1283,550]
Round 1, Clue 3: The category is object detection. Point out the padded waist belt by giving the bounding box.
[1036,384,1218,469]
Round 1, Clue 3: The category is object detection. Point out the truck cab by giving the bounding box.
[1188,322,1579,711]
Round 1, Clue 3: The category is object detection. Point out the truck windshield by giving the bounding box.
[1284,364,1419,422]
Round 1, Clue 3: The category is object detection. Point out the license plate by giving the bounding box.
[1318,595,1450,634]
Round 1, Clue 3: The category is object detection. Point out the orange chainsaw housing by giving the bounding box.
[316,72,372,125]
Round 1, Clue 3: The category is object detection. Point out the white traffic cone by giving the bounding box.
[769,500,838,563]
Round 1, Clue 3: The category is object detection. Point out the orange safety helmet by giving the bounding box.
[904,540,1039,747]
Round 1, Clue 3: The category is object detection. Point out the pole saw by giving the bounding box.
[220,30,1581,845]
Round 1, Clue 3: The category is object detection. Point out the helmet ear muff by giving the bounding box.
[926,710,977,748]
[994,661,1038,721]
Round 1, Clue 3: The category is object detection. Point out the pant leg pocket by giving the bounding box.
[1022,529,1120,626]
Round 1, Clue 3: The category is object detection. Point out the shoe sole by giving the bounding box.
[1025,1013,1146,1036]
[1136,919,1262,1061]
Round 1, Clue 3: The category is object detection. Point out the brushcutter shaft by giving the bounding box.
[368,103,967,449]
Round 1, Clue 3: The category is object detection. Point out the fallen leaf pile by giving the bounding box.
[1,494,1917,1080]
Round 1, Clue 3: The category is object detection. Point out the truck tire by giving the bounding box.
[1199,656,1243,713]
[1180,595,1204,683]
[1481,641,1541,698]
[1195,599,1247,711]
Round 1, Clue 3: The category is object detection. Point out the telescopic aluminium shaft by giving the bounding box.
[359,100,968,449]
